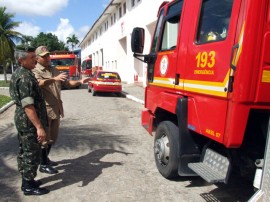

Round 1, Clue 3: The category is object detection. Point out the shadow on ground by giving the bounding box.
[0,121,132,200]
[41,149,130,191]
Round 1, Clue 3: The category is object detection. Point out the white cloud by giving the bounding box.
[50,18,74,43]
[0,0,68,16]
[76,25,90,42]
[51,19,90,49]
[14,22,41,37]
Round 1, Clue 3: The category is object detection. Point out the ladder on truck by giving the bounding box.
[248,117,270,202]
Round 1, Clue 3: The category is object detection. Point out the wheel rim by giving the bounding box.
[155,134,170,166]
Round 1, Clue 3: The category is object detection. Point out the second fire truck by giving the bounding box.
[50,51,81,80]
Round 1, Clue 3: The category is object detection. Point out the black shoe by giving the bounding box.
[24,187,49,196]
[48,158,58,166]
[39,165,58,174]
[21,180,42,191]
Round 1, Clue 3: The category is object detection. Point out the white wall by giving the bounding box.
[80,0,165,84]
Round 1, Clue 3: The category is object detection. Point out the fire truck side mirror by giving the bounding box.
[131,27,145,54]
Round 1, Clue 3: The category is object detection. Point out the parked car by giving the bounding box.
[88,70,122,96]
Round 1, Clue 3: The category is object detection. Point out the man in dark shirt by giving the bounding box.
[9,47,49,196]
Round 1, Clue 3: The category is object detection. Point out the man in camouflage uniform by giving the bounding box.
[9,47,49,196]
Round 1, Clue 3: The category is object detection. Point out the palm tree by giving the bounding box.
[0,7,22,83]
[66,34,79,51]
[21,35,34,47]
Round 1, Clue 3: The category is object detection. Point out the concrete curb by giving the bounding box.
[0,100,14,114]
[122,91,144,105]
[126,94,144,105]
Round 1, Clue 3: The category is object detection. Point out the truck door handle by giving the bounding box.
[230,44,239,70]
[175,74,180,85]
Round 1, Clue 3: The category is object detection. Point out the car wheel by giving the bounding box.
[154,121,179,179]
[92,88,96,96]
[88,85,91,93]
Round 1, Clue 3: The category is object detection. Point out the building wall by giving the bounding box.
[80,0,165,84]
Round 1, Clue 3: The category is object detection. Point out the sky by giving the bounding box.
[0,0,111,46]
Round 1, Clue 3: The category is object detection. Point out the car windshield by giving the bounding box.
[51,58,75,66]
[98,72,120,80]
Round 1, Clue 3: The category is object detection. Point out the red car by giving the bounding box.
[88,70,122,96]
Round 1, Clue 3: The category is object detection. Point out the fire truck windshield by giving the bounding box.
[51,58,75,66]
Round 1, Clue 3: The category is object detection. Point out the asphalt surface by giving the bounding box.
[0,81,255,202]
[0,82,145,114]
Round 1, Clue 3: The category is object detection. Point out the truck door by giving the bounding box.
[147,0,184,90]
[180,0,242,141]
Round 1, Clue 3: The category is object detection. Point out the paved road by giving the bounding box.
[0,88,254,201]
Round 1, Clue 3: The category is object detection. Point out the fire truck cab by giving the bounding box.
[50,51,81,81]
[81,57,93,77]
[132,0,270,200]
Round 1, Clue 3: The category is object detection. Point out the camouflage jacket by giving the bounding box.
[9,66,47,132]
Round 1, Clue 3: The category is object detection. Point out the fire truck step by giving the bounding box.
[188,148,230,183]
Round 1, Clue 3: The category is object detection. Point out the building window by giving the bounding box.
[131,0,135,7]
[123,2,126,15]
[114,13,116,23]
[100,27,103,35]
[119,7,122,18]
[104,21,109,31]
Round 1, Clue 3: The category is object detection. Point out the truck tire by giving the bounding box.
[154,121,179,178]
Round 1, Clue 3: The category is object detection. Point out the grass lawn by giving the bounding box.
[0,95,12,108]
[0,80,11,108]
[0,80,10,87]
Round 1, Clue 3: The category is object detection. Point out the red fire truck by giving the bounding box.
[132,0,270,200]
[81,57,93,77]
[50,51,81,80]
[81,57,103,77]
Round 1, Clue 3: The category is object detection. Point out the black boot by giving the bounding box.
[39,148,58,174]
[47,144,58,166]
[22,179,49,196]
[21,179,42,191]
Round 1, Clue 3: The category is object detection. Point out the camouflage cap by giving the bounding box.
[35,46,50,56]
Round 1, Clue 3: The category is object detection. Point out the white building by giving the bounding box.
[79,0,164,84]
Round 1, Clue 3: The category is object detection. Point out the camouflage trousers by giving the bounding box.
[17,132,41,181]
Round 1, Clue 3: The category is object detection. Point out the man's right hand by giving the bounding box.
[55,72,68,81]
[37,127,46,143]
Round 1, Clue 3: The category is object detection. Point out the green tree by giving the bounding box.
[31,32,68,52]
[0,7,22,82]
[21,35,34,47]
[66,34,79,51]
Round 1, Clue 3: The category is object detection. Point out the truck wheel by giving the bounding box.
[154,121,179,178]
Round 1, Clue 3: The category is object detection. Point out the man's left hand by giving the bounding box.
[80,77,92,84]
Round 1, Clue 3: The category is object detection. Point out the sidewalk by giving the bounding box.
[121,82,145,105]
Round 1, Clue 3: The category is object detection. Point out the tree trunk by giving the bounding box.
[3,65,7,83]
[3,61,9,83]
